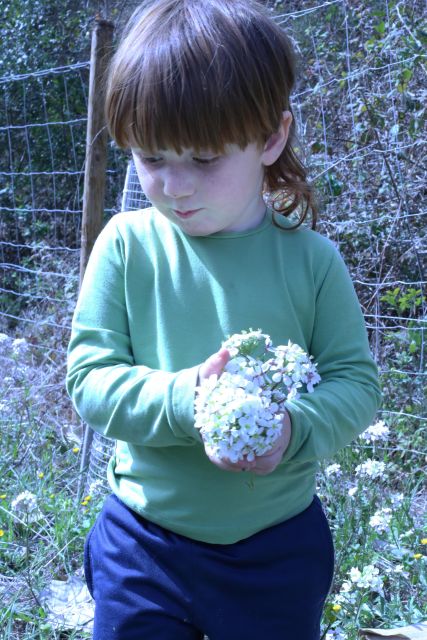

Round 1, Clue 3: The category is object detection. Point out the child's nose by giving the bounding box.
[163,167,195,199]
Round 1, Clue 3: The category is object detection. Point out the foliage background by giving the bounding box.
[0,0,425,638]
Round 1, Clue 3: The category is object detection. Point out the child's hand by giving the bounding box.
[198,348,248,472]
[197,347,230,383]
[197,349,292,474]
[250,412,291,475]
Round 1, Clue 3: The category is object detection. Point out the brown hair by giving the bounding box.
[105,0,317,228]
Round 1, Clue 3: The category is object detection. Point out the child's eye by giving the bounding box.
[193,156,220,165]
[140,156,162,164]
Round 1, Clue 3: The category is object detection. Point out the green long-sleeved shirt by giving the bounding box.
[67,208,381,543]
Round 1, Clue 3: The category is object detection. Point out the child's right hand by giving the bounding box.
[197,348,263,474]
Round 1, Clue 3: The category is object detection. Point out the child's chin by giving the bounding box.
[175,220,218,236]
[181,227,215,237]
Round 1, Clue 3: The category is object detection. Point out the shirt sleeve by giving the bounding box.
[283,247,381,463]
[66,218,201,447]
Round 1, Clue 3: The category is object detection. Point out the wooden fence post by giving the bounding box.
[79,17,114,283]
[78,17,114,499]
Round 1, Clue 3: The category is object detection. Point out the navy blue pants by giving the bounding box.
[84,494,334,639]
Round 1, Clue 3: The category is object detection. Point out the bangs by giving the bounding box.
[106,0,295,153]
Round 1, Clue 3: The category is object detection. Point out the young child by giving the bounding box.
[67,1,381,638]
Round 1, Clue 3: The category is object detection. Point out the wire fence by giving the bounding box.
[0,0,425,489]
[1,61,87,337]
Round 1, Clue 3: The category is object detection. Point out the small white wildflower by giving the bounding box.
[389,492,404,508]
[348,486,358,497]
[88,479,105,496]
[12,338,28,357]
[355,458,387,480]
[325,629,345,640]
[222,329,272,358]
[369,507,393,533]
[360,420,390,443]
[393,564,409,577]
[335,587,357,605]
[0,333,12,354]
[325,463,342,477]
[333,594,345,605]
[345,564,384,594]
[11,491,38,514]
[399,529,414,540]
[349,567,362,583]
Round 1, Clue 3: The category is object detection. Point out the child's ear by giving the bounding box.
[261,110,292,166]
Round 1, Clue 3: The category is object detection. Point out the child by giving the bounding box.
[67,0,381,638]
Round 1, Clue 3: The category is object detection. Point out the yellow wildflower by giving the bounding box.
[421,538,427,545]
[0,494,6,499]
[332,604,342,612]
[38,472,44,479]
[73,447,80,454]
[413,553,423,559]
[0,529,4,537]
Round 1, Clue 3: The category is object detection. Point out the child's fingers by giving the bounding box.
[198,348,230,381]
[251,451,282,475]
[250,416,292,475]
[205,452,256,473]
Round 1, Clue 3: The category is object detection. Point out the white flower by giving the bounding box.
[12,338,28,357]
[195,330,320,462]
[393,564,409,577]
[11,490,43,523]
[389,492,404,508]
[355,459,387,480]
[349,567,362,583]
[222,329,271,358]
[344,564,384,594]
[11,491,38,514]
[88,479,105,496]
[369,507,392,533]
[360,420,390,443]
[348,486,358,497]
[333,594,346,605]
[399,529,414,540]
[325,463,342,477]
[0,332,12,354]
[339,579,352,594]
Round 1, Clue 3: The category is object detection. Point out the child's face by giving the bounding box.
[131,142,270,236]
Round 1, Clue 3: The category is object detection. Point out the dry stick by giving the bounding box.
[76,17,114,503]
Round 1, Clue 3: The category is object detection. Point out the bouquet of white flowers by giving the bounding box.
[194,329,320,463]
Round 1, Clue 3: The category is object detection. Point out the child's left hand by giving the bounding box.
[203,414,291,475]
[198,348,292,475]
[248,414,292,475]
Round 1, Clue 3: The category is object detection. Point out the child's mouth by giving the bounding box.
[174,209,201,219]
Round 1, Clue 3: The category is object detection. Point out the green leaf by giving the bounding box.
[409,341,418,354]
